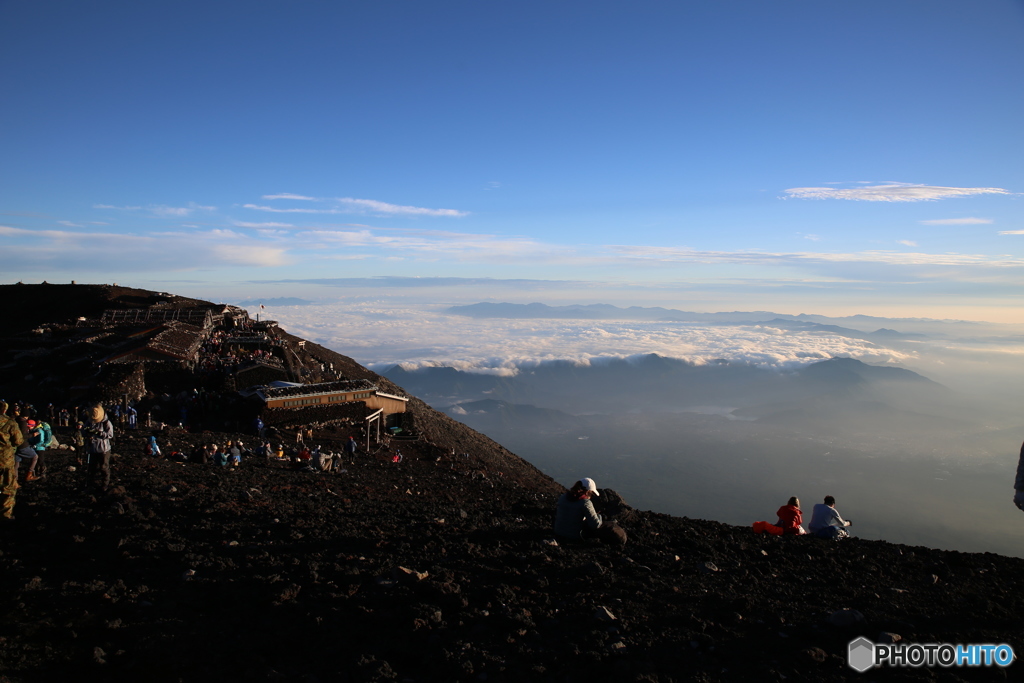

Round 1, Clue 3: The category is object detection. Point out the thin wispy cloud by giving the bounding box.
[57,220,84,227]
[999,230,1024,235]
[338,197,467,217]
[296,227,550,259]
[783,183,1011,202]
[898,240,918,247]
[243,204,327,214]
[93,202,217,217]
[262,193,317,201]
[611,245,1024,268]
[0,225,288,271]
[233,221,296,228]
[251,194,469,217]
[920,217,993,225]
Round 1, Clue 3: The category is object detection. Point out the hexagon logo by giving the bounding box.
[848,637,875,673]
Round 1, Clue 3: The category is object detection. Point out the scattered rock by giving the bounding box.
[828,609,866,627]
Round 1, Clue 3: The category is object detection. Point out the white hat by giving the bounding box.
[579,478,599,496]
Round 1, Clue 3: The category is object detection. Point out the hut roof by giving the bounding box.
[254,379,377,402]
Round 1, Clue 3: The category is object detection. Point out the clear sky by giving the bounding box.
[3,1,1023,321]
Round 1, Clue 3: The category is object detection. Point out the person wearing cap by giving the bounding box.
[0,400,26,520]
[554,478,604,541]
[85,403,115,492]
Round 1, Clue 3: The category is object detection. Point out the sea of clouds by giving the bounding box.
[259,300,915,375]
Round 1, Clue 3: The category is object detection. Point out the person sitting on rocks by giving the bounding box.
[252,440,271,462]
[312,446,333,472]
[554,478,604,542]
[808,495,852,539]
[145,435,162,458]
[190,444,208,465]
[228,441,243,467]
[211,444,228,467]
[776,496,807,535]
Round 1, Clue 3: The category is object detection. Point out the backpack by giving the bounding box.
[38,422,53,448]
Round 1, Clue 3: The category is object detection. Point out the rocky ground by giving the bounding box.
[1,284,1022,682]
[2,427,1022,683]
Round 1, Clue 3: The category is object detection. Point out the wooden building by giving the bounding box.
[251,379,408,415]
[101,321,206,364]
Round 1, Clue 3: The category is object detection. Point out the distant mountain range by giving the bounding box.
[236,297,313,307]
[445,302,928,340]
[386,355,958,434]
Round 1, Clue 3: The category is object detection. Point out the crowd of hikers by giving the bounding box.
[2,391,861,547]
[0,392,927,550]
[0,396,374,523]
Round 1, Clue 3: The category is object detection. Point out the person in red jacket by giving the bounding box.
[776,496,807,535]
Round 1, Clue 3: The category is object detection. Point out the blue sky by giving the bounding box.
[3,1,1023,320]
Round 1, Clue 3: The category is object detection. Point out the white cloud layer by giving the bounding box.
[783,184,1010,202]
[259,301,914,374]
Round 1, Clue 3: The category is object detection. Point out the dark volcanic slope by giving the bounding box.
[4,442,1023,683]
[1,284,1023,682]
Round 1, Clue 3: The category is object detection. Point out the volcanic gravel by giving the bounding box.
[2,427,1023,683]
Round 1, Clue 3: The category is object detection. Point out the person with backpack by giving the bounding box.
[554,478,604,541]
[0,401,26,521]
[27,419,52,480]
[85,403,115,493]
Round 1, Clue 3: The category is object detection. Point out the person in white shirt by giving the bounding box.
[808,495,852,539]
